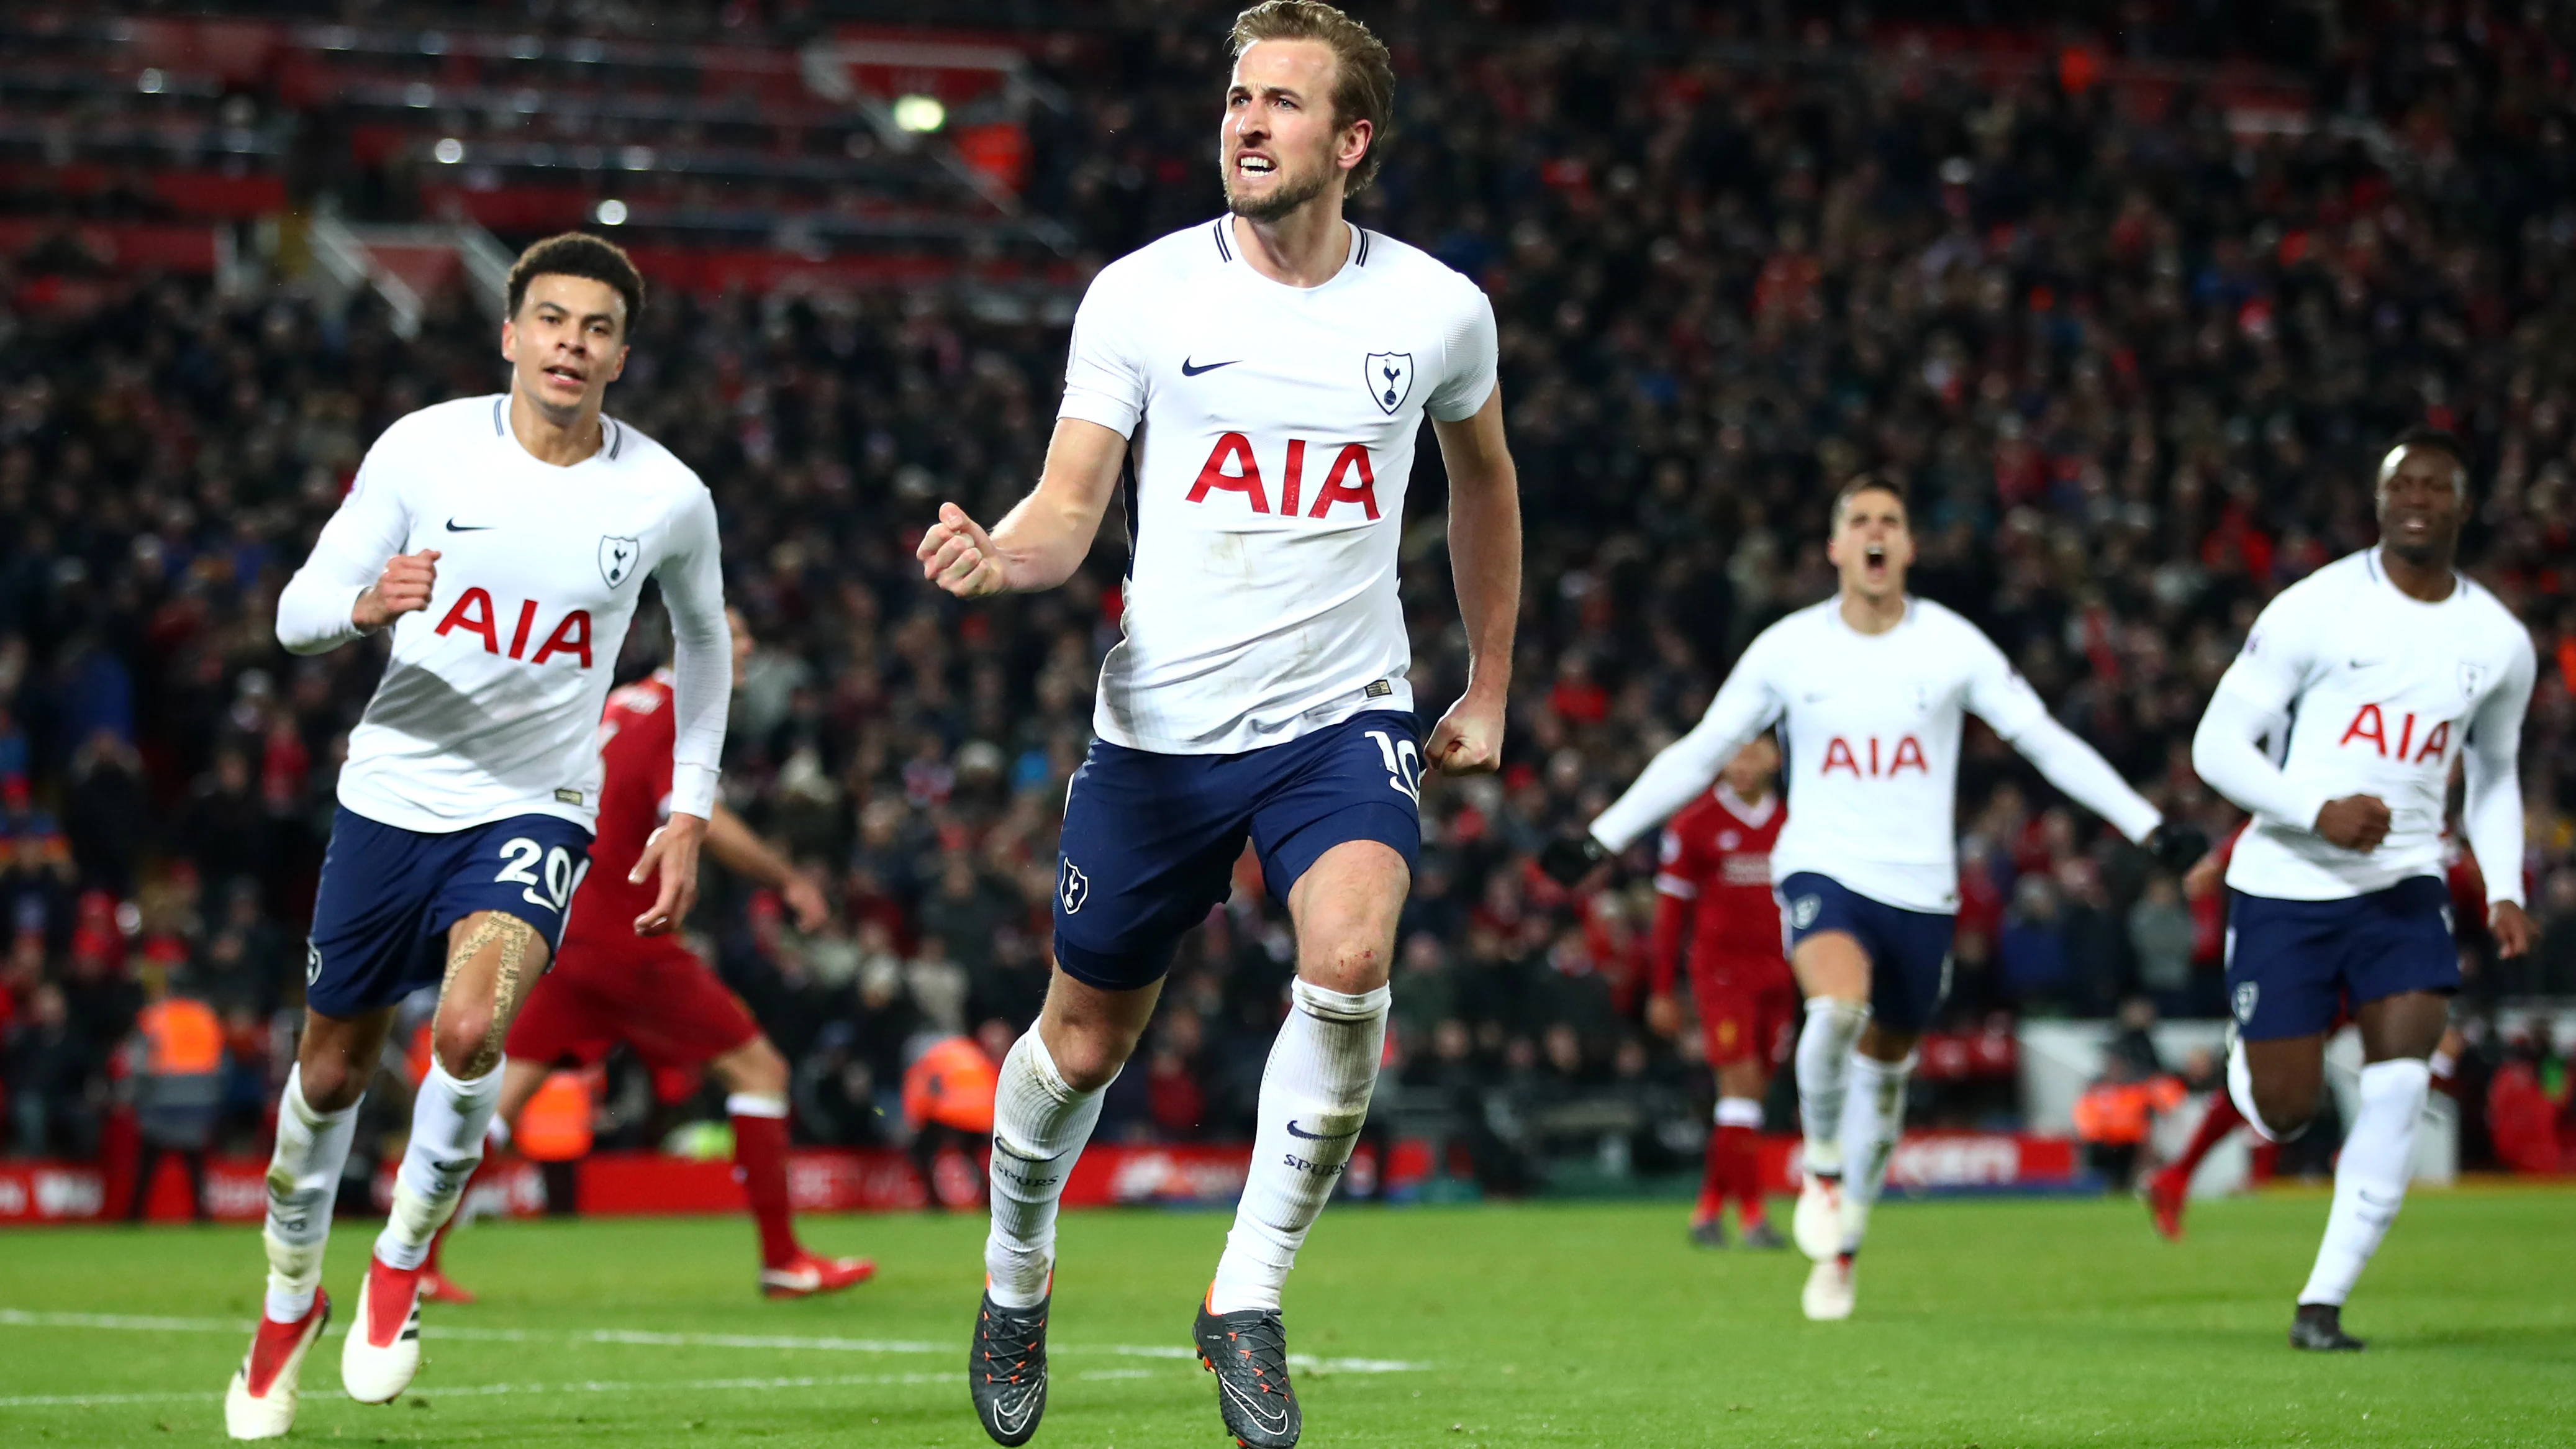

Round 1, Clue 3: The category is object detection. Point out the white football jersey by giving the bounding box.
[1058,217,1499,754]
[1592,597,2161,913]
[2198,549,2534,902]
[276,396,731,834]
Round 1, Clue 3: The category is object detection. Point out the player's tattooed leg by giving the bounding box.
[438,911,540,1078]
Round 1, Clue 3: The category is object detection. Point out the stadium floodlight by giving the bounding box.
[433,138,466,165]
[596,199,629,225]
[892,94,947,133]
[138,69,165,94]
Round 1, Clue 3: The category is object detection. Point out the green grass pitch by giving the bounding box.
[3,1186,2571,1447]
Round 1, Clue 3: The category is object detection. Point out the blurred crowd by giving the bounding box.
[7,2,2576,1182]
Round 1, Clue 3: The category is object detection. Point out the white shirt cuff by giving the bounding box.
[668,763,720,821]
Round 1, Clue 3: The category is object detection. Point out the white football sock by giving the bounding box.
[1715,1097,1766,1130]
[374,1057,504,1270]
[261,1065,360,1323]
[1207,979,1389,1315]
[1837,1050,1913,1254]
[984,1030,1108,1309]
[1796,997,1871,1175]
[2298,1058,2430,1308]
[726,1092,789,1119]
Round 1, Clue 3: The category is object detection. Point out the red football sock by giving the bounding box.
[1694,1133,1730,1223]
[1721,1125,1766,1225]
[731,1109,801,1270]
[2170,1092,2245,1179]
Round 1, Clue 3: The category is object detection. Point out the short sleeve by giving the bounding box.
[1425,284,1499,422]
[1056,268,1147,438]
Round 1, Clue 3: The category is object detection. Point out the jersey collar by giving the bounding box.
[1210,215,1370,294]
[2361,546,2461,606]
[1713,783,1778,828]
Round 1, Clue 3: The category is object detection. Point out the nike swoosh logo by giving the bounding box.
[1285,1120,1359,1141]
[1221,1377,1290,1431]
[1181,357,1240,376]
[445,519,495,532]
[992,1381,1041,1431]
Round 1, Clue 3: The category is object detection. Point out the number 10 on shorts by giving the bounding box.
[1365,729,1422,803]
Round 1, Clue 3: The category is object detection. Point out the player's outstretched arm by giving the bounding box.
[1426,385,1520,776]
[1956,623,2165,847]
[2462,632,2539,955]
[705,802,832,932]
[1579,654,1785,861]
[917,418,1127,599]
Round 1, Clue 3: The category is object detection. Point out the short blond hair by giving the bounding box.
[1229,1,1395,194]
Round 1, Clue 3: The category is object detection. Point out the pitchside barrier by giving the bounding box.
[2018,1019,2459,1193]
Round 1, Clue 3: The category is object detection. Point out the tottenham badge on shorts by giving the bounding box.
[1058,856,1090,915]
[1790,894,1823,930]
[599,535,640,588]
[1364,352,1413,415]
[2232,981,2260,1024]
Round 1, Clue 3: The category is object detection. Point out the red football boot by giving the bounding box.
[2144,1166,2188,1242]
[340,1252,427,1403]
[759,1251,877,1299]
[223,1290,331,1439]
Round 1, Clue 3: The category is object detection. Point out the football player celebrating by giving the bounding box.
[916,6,1519,1442]
[1546,475,2199,1320]
[228,234,729,1437]
[2189,428,2534,1351]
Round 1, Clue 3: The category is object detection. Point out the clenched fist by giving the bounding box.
[1425,693,1504,777]
[353,549,440,632]
[2313,794,2392,853]
[917,502,1009,598]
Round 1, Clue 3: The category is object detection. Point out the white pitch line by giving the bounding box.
[1,1368,1168,1410]
[0,1307,1429,1378]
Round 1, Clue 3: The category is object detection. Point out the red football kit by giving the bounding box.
[1650,785,1797,1069]
[507,672,763,1072]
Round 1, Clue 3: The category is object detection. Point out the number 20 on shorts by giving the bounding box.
[494,837,576,911]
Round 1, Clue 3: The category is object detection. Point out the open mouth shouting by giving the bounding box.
[1861,542,1890,583]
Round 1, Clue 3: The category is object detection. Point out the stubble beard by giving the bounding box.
[1225,160,1331,224]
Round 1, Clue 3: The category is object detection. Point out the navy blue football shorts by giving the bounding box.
[304,806,593,1019]
[2224,876,2457,1041]
[1053,709,1423,991]
[1774,871,1958,1034]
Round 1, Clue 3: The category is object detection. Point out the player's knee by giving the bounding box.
[1299,935,1393,996]
[295,1051,369,1113]
[1045,1028,1132,1094]
[2252,1079,2321,1138]
[432,1011,499,1079]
